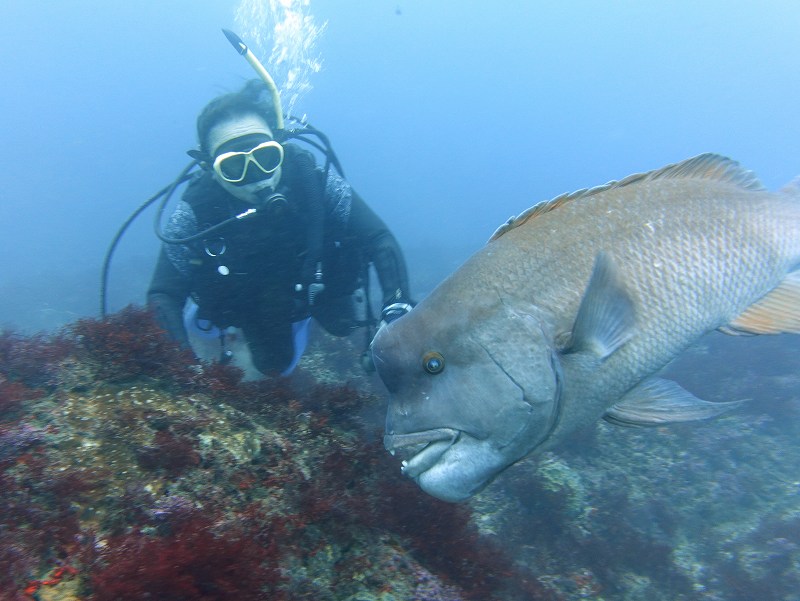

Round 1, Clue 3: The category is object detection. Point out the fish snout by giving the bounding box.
[369,327,405,393]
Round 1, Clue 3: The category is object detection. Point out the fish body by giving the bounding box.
[372,154,800,502]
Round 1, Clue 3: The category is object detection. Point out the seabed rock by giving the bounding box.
[0,308,550,600]
[1,308,799,600]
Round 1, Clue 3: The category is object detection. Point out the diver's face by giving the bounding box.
[206,114,282,203]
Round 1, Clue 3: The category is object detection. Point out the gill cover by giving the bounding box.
[453,306,563,458]
[417,308,562,501]
[377,301,562,502]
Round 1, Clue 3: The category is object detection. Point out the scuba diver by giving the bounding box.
[146,78,412,376]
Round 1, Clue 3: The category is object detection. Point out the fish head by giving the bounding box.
[372,296,561,502]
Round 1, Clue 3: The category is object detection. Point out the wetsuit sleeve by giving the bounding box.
[347,192,411,306]
[147,248,191,348]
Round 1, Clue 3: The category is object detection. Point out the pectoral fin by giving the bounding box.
[566,252,636,360]
[720,271,800,335]
[604,378,743,427]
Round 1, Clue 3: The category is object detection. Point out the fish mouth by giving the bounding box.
[384,428,461,479]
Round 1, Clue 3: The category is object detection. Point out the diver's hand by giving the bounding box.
[361,302,414,374]
[359,301,414,374]
[378,301,414,330]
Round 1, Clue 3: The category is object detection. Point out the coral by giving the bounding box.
[373,472,556,601]
[0,535,38,601]
[711,514,800,600]
[0,423,44,462]
[147,495,198,533]
[412,564,467,601]
[289,426,556,601]
[23,564,79,598]
[100,482,157,536]
[0,450,92,599]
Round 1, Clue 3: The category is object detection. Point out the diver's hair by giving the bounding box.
[196,79,278,155]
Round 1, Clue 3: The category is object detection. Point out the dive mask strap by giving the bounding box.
[187,149,212,170]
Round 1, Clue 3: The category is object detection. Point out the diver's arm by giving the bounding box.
[147,248,191,348]
[348,192,411,306]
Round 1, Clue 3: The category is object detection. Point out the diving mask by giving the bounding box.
[212,140,284,184]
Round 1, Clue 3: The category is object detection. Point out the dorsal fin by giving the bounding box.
[779,176,800,197]
[489,153,764,241]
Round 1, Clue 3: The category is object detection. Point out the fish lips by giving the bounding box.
[384,428,502,502]
[383,428,461,478]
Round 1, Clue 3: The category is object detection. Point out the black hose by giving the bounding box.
[282,122,346,178]
[152,161,205,244]
[99,164,196,316]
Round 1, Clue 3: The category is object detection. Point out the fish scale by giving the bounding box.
[504,180,795,436]
[504,181,791,340]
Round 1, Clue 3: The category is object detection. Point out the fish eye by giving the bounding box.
[422,351,445,374]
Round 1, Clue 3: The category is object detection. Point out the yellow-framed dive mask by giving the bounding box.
[212,140,284,184]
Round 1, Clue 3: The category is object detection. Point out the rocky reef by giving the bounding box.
[1,307,798,600]
[0,307,548,601]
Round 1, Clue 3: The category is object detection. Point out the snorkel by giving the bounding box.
[218,28,346,181]
[220,29,323,304]
[213,29,287,206]
[222,29,285,131]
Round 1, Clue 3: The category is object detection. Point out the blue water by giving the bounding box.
[2,3,800,598]
[1,0,799,331]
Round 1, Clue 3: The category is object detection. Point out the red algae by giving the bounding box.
[0,329,75,389]
[89,514,281,601]
[1,303,796,600]
[134,430,201,474]
[0,379,43,419]
[66,306,197,385]
[0,306,524,599]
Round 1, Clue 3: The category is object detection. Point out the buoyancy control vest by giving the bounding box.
[180,144,354,329]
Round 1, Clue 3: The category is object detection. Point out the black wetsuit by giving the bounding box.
[147,144,410,374]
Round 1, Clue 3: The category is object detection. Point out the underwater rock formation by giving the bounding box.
[1,307,798,600]
[0,307,550,601]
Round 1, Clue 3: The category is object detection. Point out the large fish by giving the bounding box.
[372,154,800,502]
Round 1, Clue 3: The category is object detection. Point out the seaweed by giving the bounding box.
[66,306,197,385]
[88,513,283,601]
[134,430,201,474]
[0,329,75,389]
[13,305,786,598]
